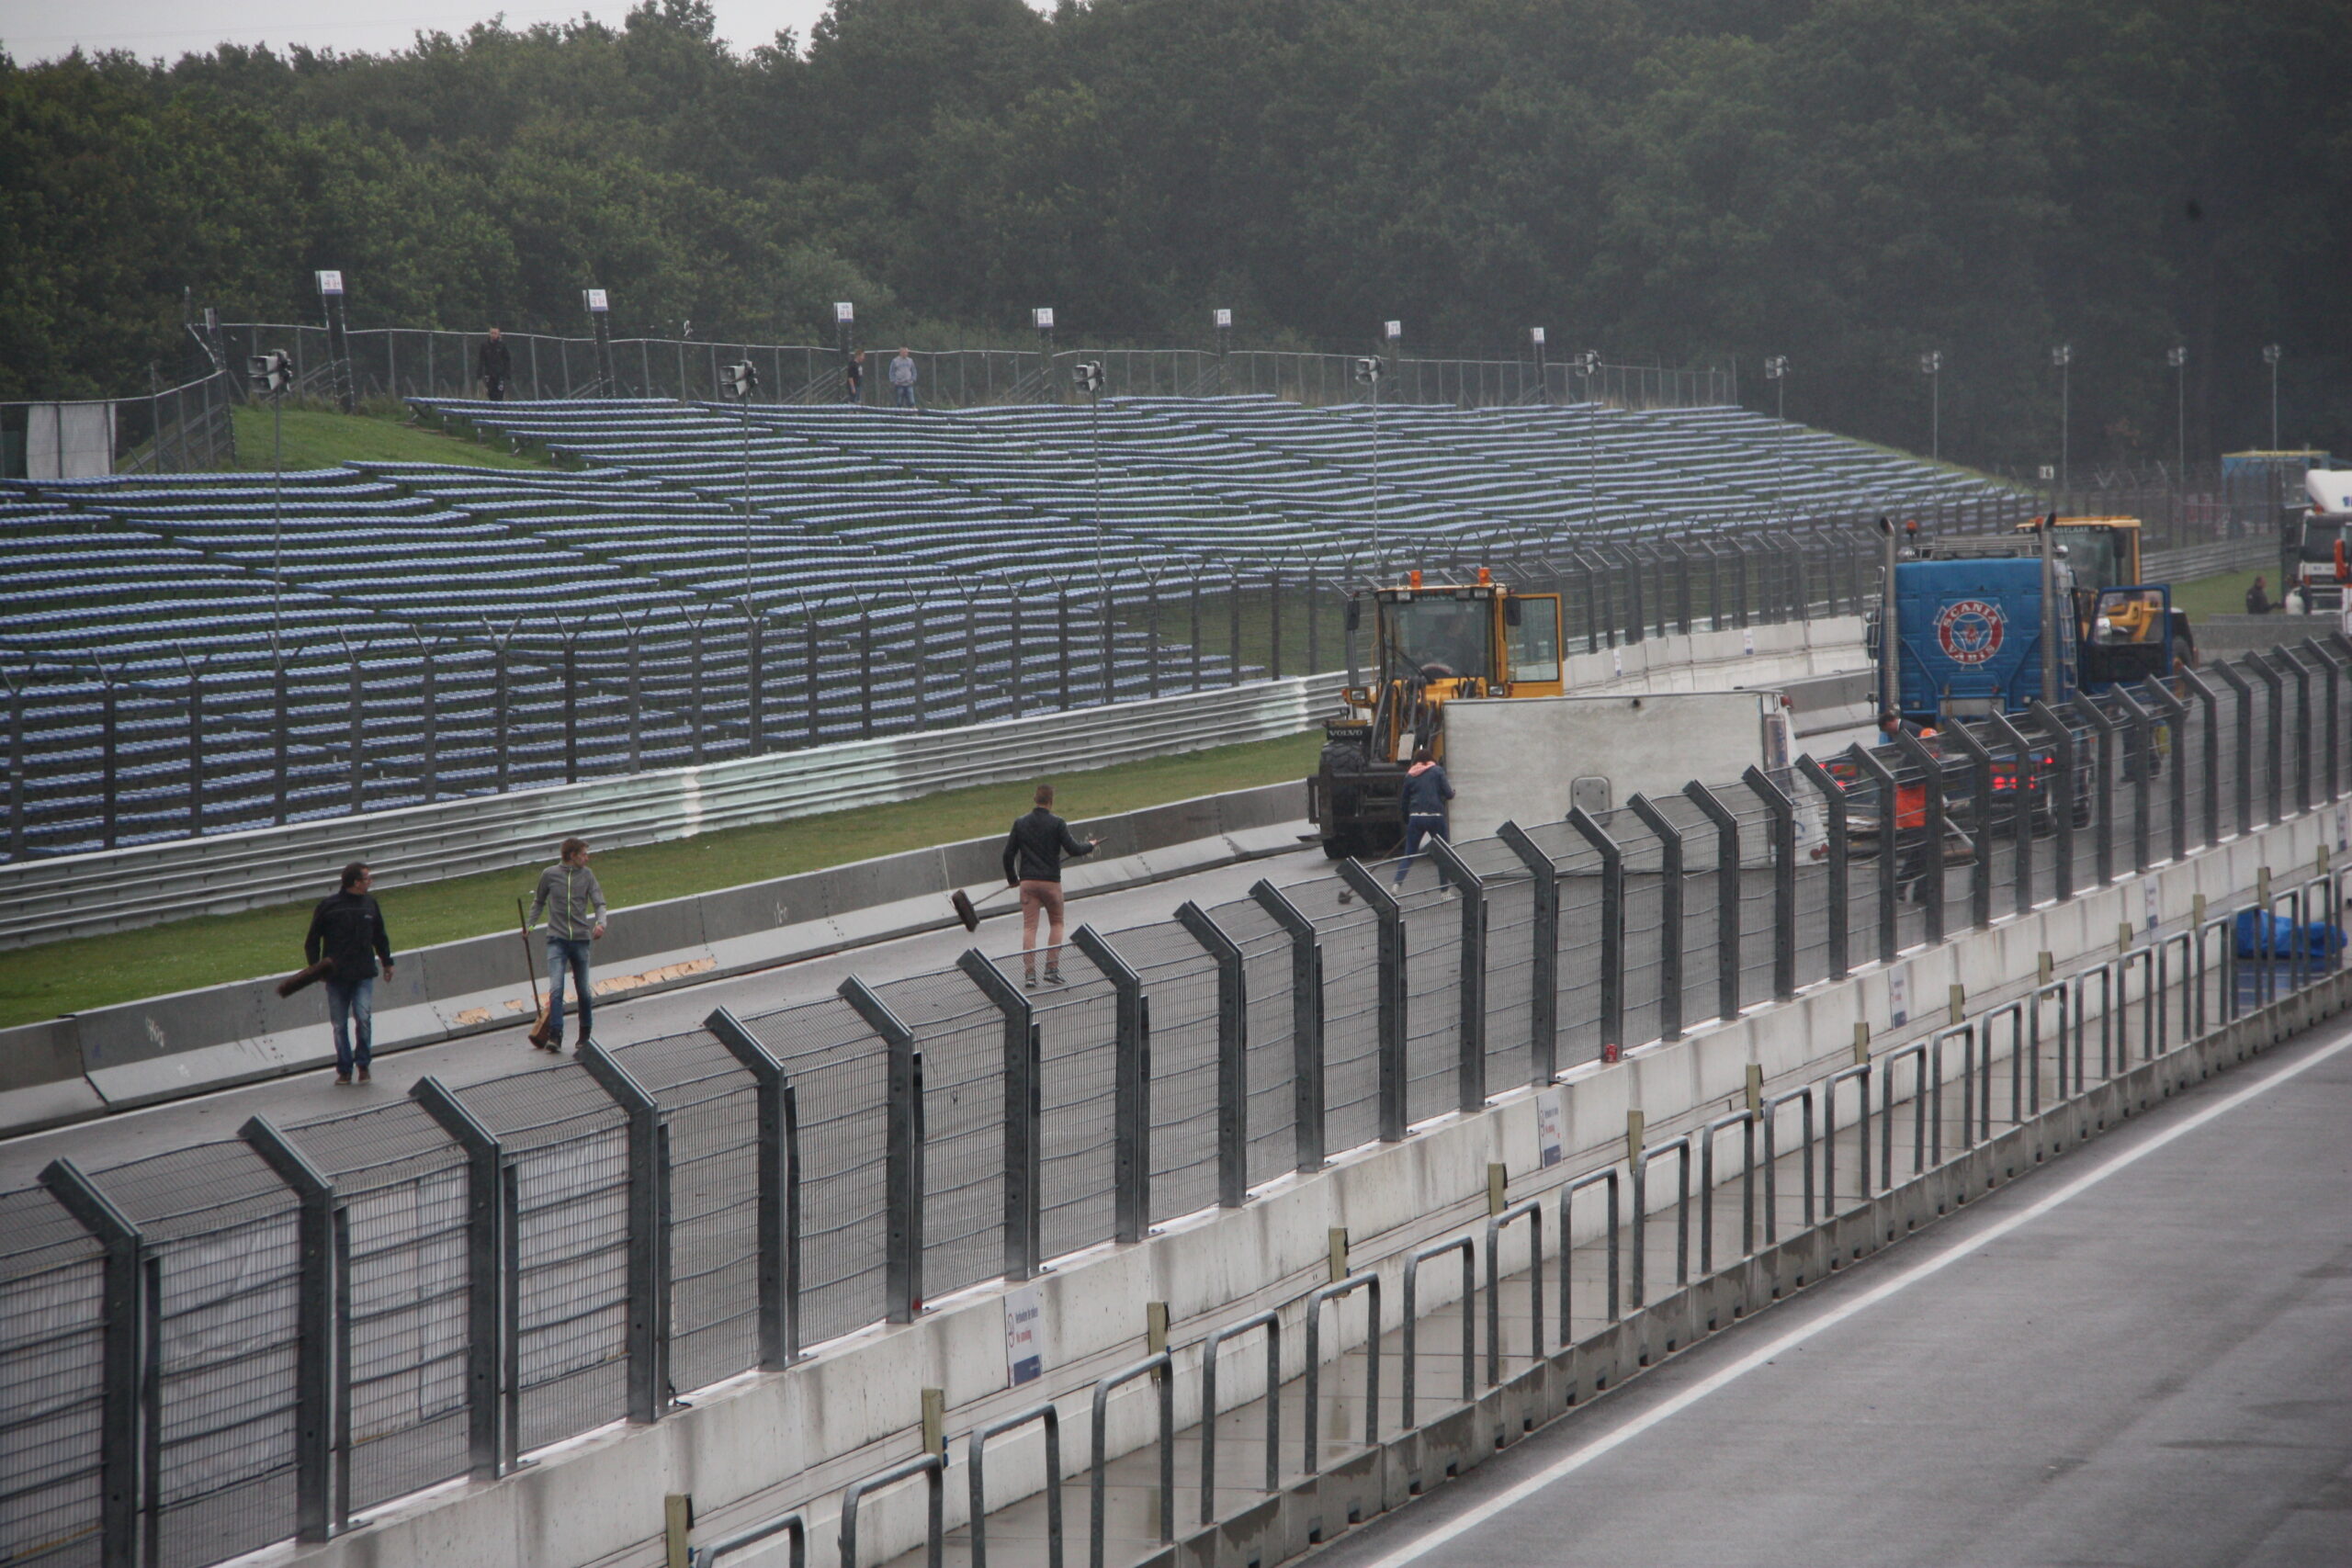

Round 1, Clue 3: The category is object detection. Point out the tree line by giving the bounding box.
[3,0,2346,472]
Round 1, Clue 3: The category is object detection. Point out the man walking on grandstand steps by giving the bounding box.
[306,862,394,1085]
[1003,784,1097,987]
[844,349,865,404]
[528,837,607,1050]
[889,347,919,408]
[480,327,512,401]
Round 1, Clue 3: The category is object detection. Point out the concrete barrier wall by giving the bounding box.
[0,780,1309,1135]
[252,773,2332,1568]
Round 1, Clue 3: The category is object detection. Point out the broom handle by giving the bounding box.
[517,898,544,1011]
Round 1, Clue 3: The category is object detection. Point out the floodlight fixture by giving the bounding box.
[1072,360,1106,395]
[720,361,760,400]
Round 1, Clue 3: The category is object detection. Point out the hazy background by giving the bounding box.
[1,0,855,59]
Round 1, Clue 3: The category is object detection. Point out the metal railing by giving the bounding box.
[8,635,2346,1568]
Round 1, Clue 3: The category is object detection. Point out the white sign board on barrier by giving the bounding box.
[1003,1283,1044,1385]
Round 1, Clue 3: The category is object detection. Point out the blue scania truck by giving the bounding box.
[1876,525,2173,728]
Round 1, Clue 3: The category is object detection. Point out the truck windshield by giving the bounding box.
[2297,521,2344,562]
[1380,596,1493,683]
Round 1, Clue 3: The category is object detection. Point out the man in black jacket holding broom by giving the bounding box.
[305,862,394,1085]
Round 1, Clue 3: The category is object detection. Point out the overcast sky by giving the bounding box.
[1,0,858,62]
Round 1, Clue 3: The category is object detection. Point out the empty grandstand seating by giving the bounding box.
[0,395,2011,861]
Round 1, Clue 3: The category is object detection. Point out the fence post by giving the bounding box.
[576,1043,671,1423]
[1845,745,1905,960]
[1250,879,1326,1171]
[1681,782,1743,1021]
[2066,694,2119,886]
[417,637,440,801]
[1563,805,1626,1057]
[2305,637,2343,805]
[956,952,1041,1280]
[1623,793,1684,1042]
[406,1077,505,1479]
[1175,901,1250,1209]
[238,1116,339,1541]
[1984,711,2040,914]
[97,668,119,849]
[181,659,205,839]
[745,614,765,756]
[2207,660,2254,838]
[1796,757,1851,981]
[5,666,27,858]
[1742,765,1799,997]
[2023,704,2080,901]
[1939,720,2000,926]
[2246,654,2286,826]
[2111,686,2158,874]
[1427,836,1487,1111]
[1497,821,1559,1083]
[2143,679,2191,863]
[39,1158,147,1568]
[1228,569,1244,684]
[2273,648,2312,816]
[1335,859,1409,1138]
[840,978,925,1319]
[704,1008,800,1369]
[490,626,514,792]
[1071,927,1151,1241]
[343,637,367,813]
[1890,728,1951,936]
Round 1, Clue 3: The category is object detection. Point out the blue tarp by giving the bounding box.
[2233,908,2346,961]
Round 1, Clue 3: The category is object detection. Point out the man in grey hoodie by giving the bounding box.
[527,837,607,1051]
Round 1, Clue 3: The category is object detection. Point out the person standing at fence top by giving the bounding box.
[479,327,512,402]
[305,862,394,1085]
[1003,784,1097,987]
[843,348,865,403]
[889,346,919,408]
[527,838,608,1051]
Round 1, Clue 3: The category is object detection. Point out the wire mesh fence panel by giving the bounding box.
[1281,877,1383,1154]
[993,959,1119,1261]
[1613,815,1668,1049]
[85,1141,300,1568]
[1792,855,1835,989]
[611,1030,762,1395]
[1730,795,1780,1003]
[453,1068,629,1454]
[1653,793,1725,1029]
[870,969,1007,1302]
[1106,919,1224,1224]
[0,1186,106,1568]
[279,1100,470,1515]
[2211,682,2245,839]
[1462,838,1536,1092]
[2242,667,2278,826]
[739,997,890,1347]
[1396,873,1463,1126]
[1204,896,1300,1188]
[1520,820,1609,1065]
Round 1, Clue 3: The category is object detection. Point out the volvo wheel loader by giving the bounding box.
[1307,569,1563,859]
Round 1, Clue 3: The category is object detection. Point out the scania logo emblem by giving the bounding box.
[1935,599,2006,666]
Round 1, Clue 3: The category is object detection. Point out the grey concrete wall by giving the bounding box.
[0,780,1307,1134]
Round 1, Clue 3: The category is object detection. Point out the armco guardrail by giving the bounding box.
[2146,536,2272,583]
[0,672,1343,948]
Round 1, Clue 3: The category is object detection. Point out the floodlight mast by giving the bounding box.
[245,350,292,655]
[1072,360,1107,587]
[2051,343,2073,493]
[2263,343,2281,450]
[2166,344,2188,481]
[721,359,760,602]
[1919,351,1942,462]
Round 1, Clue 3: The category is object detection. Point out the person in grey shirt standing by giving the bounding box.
[889,346,919,408]
[527,837,607,1051]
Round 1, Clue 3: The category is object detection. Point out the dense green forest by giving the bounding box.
[4,0,2346,470]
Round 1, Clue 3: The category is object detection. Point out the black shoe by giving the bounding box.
[1044,969,1066,987]
[357,1066,371,1084]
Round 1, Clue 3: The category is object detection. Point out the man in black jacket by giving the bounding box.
[480,327,513,401]
[304,862,395,1084]
[1001,784,1097,987]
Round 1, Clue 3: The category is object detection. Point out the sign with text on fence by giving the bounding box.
[2143,877,2161,934]
[1535,1089,1564,1168]
[1887,964,1911,1027]
[2337,807,2348,852]
[1003,1283,1044,1385]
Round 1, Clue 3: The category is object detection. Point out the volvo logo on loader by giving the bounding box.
[1933,599,2007,665]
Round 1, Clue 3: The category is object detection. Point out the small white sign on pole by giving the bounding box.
[1034,307,1056,330]
[1215,308,1233,329]
[1611,647,1623,678]
[314,270,345,297]
[1887,964,1911,1027]
[582,288,610,314]
[1535,1089,1565,1168]
[1003,1283,1044,1385]
[1384,320,1403,341]
[2143,877,2161,933]
[834,301,854,322]
[1743,628,1756,656]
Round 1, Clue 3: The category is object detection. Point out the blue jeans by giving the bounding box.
[546,937,594,1044]
[1394,815,1448,886]
[325,976,375,1077]
[894,385,917,408]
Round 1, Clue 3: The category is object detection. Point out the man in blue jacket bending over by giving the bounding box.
[1394,745,1454,889]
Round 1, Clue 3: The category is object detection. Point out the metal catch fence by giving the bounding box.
[11,635,2346,1568]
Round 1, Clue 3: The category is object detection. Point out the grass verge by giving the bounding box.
[0,729,1323,1028]
[228,402,556,472]
[2168,568,2266,624]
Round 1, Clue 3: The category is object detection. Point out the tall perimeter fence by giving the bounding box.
[0,371,237,481]
[209,321,1736,415]
[8,519,1998,863]
[8,625,2352,1568]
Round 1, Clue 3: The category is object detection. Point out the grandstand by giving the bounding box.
[0,394,2018,862]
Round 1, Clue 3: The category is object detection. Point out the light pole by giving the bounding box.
[1353,354,1386,566]
[1034,307,1056,402]
[2263,343,2280,450]
[2166,344,2188,483]
[1531,326,1549,404]
[1919,351,1942,463]
[1074,360,1106,585]
[720,358,760,602]
[2051,344,2073,493]
[244,349,292,651]
[1573,350,1600,533]
[1763,355,1789,423]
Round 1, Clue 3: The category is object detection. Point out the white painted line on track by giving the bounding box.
[1357,1022,2352,1568]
